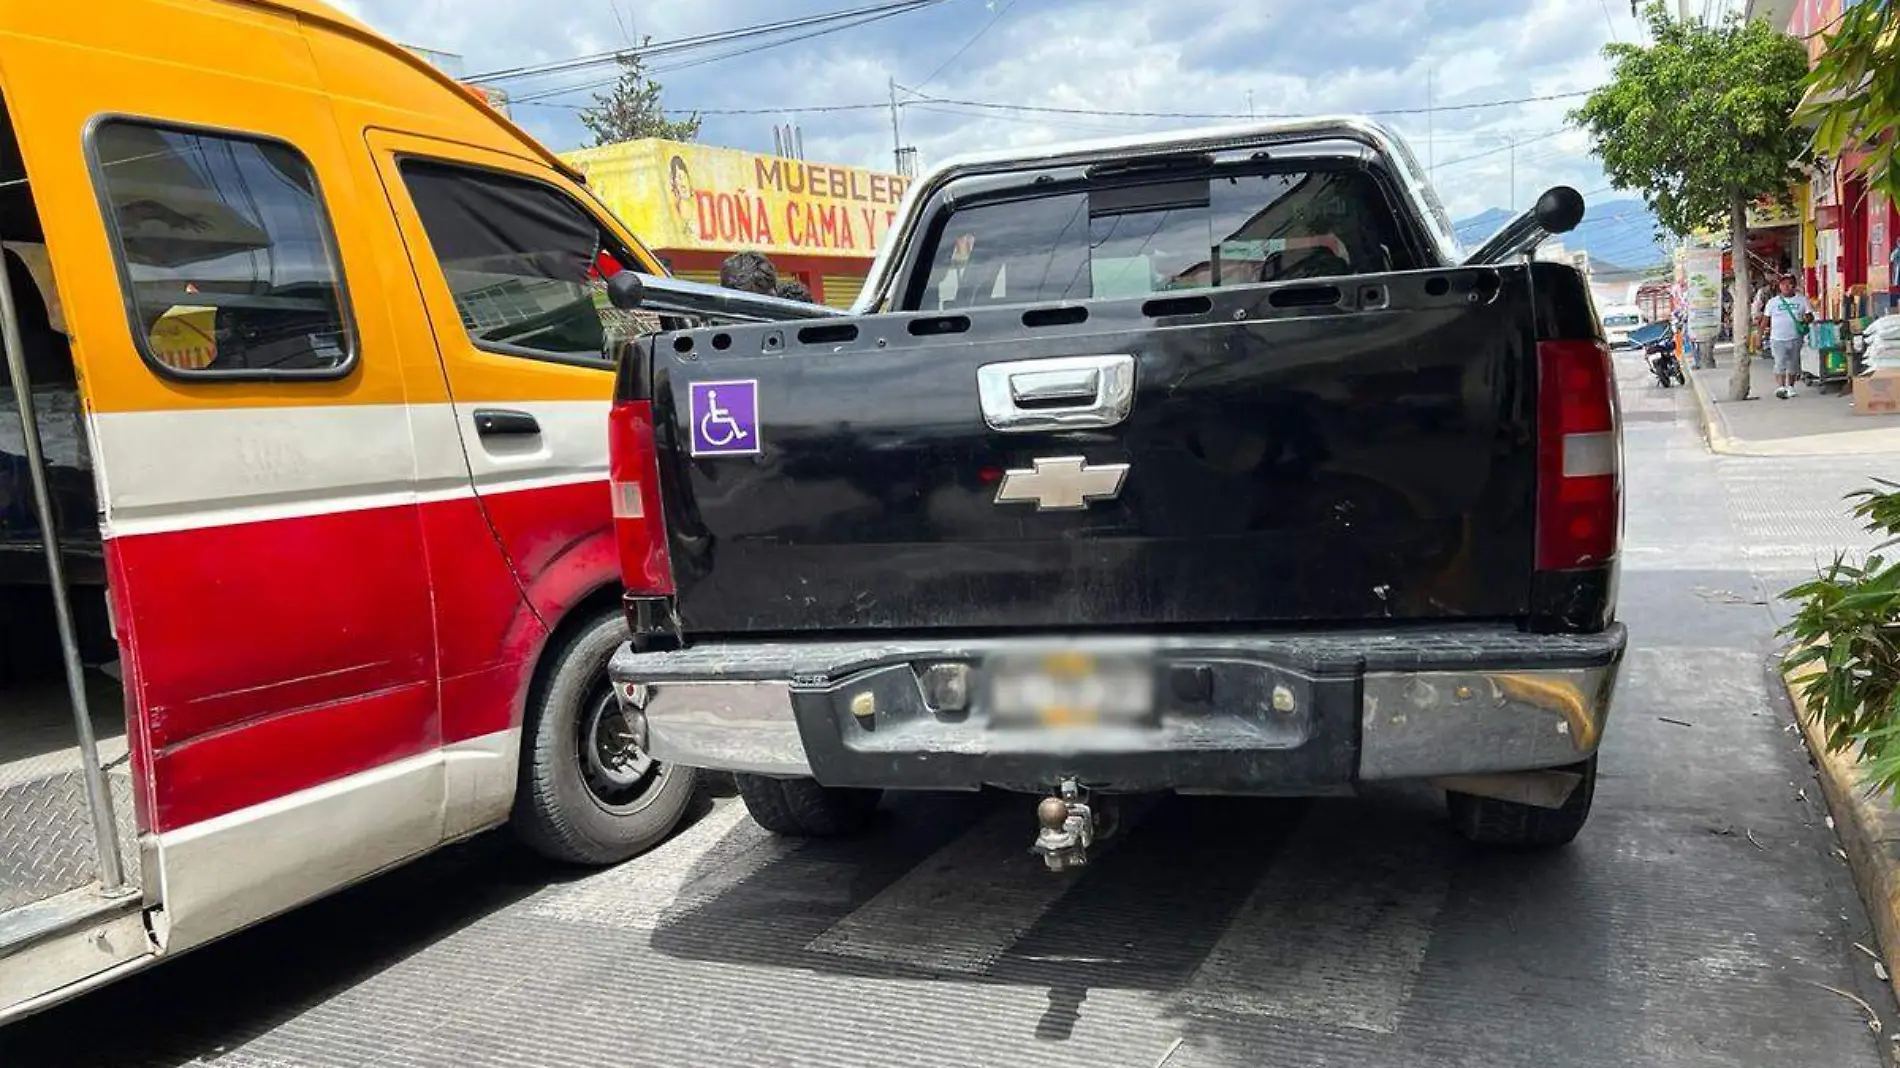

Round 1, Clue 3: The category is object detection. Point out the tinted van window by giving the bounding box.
[92,121,354,376]
[401,160,621,363]
[911,169,1412,311]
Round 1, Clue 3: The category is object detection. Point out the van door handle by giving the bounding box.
[473,409,541,437]
[976,354,1136,433]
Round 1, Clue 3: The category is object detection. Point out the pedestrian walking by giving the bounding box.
[719,250,778,295]
[1758,271,1815,399]
[1889,243,1899,315]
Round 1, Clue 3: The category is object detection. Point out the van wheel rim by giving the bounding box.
[580,686,660,810]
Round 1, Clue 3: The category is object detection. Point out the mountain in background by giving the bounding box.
[1453,198,1668,271]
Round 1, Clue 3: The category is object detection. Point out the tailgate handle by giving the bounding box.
[1011,366,1100,405]
[977,354,1136,433]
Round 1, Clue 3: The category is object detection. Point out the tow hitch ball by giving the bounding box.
[1032,778,1095,872]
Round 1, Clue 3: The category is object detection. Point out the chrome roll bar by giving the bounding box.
[608,272,847,322]
[850,115,1470,312]
[1463,186,1589,266]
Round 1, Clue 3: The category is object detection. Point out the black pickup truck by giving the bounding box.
[603,117,1625,868]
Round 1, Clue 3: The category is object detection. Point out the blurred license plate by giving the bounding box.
[987,648,1156,730]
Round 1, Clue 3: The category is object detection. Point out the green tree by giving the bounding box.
[1797,2,1900,205]
[1571,2,1810,400]
[577,40,703,147]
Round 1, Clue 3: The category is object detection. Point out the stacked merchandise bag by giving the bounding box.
[1866,314,1900,372]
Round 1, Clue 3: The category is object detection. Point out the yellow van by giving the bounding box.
[1,0,696,1020]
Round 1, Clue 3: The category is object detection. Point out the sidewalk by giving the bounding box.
[1684,342,1900,455]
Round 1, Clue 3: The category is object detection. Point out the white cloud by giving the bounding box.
[336,0,1644,222]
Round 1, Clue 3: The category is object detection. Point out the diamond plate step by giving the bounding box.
[0,765,140,913]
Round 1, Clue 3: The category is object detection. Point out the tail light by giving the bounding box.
[608,399,675,596]
[1535,339,1621,571]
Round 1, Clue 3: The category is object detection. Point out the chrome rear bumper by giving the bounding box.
[633,679,809,778]
[608,625,1625,792]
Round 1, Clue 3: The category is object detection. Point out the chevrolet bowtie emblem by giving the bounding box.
[993,456,1130,511]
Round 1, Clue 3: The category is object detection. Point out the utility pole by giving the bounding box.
[1507,133,1518,211]
[888,77,903,174]
[1247,89,1255,119]
[1426,68,1434,180]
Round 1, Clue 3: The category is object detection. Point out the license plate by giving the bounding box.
[987,647,1156,730]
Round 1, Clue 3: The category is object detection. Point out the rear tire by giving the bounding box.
[514,611,697,865]
[1445,757,1596,848]
[735,774,880,837]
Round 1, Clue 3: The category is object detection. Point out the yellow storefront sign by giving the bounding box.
[563,139,910,260]
[1746,196,1800,230]
[1689,194,1802,240]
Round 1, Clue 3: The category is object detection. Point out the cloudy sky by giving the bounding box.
[331,0,1674,236]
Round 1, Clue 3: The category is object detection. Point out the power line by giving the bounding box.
[484,0,940,85]
[889,85,1594,120]
[602,0,635,47]
[912,0,1017,93]
[519,98,889,115]
[1599,0,1620,42]
[520,85,1601,121]
[1432,129,1569,169]
[912,101,1565,144]
[1454,142,1590,173]
[1450,186,1625,232]
[511,5,932,105]
[517,10,925,101]
[467,0,944,84]
[652,30,881,81]
[1397,116,1564,139]
[653,6,937,78]
[1582,222,1667,241]
[907,102,1136,135]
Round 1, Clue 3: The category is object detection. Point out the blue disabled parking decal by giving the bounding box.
[689,379,760,457]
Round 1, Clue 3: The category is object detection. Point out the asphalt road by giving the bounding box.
[3,352,1893,1068]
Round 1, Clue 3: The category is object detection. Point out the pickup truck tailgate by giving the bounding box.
[646,269,1539,635]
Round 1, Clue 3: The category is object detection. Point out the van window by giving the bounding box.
[91,121,354,377]
[910,169,1413,311]
[400,160,623,365]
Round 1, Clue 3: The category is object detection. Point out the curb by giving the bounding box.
[1785,664,1900,1009]
[1683,360,1739,456]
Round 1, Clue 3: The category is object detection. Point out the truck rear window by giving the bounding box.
[909,169,1413,311]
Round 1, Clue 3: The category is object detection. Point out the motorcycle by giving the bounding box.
[1629,321,1685,387]
[1645,332,1686,387]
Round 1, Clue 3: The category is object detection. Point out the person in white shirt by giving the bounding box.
[1758,272,1815,399]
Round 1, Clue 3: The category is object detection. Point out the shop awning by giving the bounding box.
[1794,70,1873,130]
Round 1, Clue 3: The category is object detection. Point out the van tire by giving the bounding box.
[513,611,696,865]
[1445,757,1597,848]
[735,774,880,837]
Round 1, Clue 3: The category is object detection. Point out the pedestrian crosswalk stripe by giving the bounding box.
[1178,801,1450,1034]
[805,801,1153,975]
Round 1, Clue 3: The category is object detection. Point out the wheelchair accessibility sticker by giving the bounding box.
[688,379,761,457]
